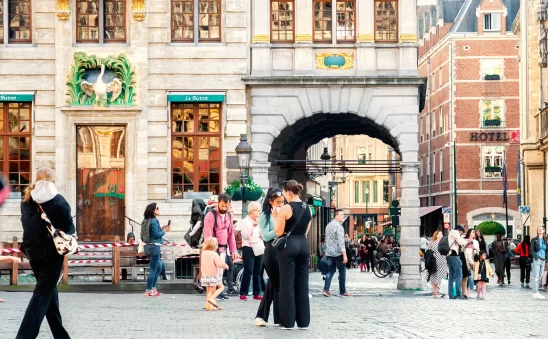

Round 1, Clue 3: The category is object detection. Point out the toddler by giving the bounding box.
[200,237,228,310]
[474,250,494,300]
[359,245,368,272]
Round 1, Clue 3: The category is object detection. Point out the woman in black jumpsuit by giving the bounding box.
[274,180,312,330]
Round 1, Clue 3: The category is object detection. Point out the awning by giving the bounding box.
[380,221,392,227]
[168,92,225,103]
[419,206,443,218]
[0,92,34,102]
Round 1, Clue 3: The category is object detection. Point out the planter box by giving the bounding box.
[228,187,263,201]
[484,74,500,80]
[483,119,501,127]
[485,167,502,173]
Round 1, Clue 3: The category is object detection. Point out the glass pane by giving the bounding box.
[336,0,355,41]
[271,0,294,42]
[0,1,3,44]
[198,0,221,41]
[8,0,31,42]
[374,0,397,42]
[313,0,332,42]
[172,0,194,40]
[77,0,100,42]
[104,0,125,42]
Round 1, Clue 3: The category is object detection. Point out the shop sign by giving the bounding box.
[0,93,34,102]
[168,92,225,103]
[469,132,510,142]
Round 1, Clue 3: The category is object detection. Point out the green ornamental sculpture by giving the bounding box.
[66,52,136,107]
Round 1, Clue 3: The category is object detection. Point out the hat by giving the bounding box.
[455,225,465,232]
[208,195,219,205]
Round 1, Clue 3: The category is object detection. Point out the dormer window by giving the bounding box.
[484,13,500,32]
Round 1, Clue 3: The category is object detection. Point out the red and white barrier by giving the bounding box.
[69,260,112,265]
[1,248,22,254]
[72,252,111,256]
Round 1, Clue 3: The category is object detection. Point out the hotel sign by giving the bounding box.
[168,92,225,103]
[0,93,34,102]
[469,132,510,142]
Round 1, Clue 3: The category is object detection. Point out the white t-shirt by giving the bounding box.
[420,237,428,250]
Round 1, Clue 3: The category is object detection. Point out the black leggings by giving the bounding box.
[519,257,531,284]
[256,241,280,324]
[278,235,310,328]
[366,250,376,270]
[504,257,511,282]
[240,246,263,296]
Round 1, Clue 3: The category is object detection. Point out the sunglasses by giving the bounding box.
[271,191,283,198]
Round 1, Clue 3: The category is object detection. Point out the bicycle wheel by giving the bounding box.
[374,259,391,278]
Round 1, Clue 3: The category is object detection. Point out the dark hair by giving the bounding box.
[143,203,157,219]
[282,180,304,195]
[334,209,344,217]
[524,235,531,247]
[465,229,474,239]
[262,187,283,215]
[218,193,231,203]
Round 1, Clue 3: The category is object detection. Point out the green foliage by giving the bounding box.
[65,52,136,106]
[476,221,506,236]
[224,177,264,197]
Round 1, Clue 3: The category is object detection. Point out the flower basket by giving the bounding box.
[244,188,263,201]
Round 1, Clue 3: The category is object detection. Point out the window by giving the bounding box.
[439,69,442,88]
[383,180,389,202]
[313,0,332,42]
[271,0,294,42]
[484,13,500,31]
[482,146,504,178]
[373,181,378,203]
[432,152,435,183]
[482,99,504,127]
[362,181,370,203]
[432,110,436,138]
[0,102,31,195]
[0,0,31,44]
[481,59,502,78]
[368,153,372,160]
[439,107,443,134]
[354,181,359,203]
[171,103,221,198]
[171,0,221,42]
[426,113,430,140]
[357,147,366,164]
[440,151,443,182]
[335,0,355,42]
[374,0,397,42]
[77,0,126,43]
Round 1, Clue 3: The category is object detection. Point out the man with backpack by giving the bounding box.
[203,193,240,299]
[442,225,470,300]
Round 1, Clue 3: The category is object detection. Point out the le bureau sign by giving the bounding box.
[167,92,225,103]
[469,132,509,142]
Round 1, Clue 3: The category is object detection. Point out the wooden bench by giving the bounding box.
[0,237,32,285]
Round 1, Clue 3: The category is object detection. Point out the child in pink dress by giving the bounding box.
[200,237,228,310]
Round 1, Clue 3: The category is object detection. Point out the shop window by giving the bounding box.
[77,0,126,43]
[373,180,378,203]
[171,0,221,42]
[482,99,504,128]
[171,103,221,198]
[0,0,31,44]
[374,0,398,42]
[0,102,31,195]
[482,146,504,178]
[271,0,294,42]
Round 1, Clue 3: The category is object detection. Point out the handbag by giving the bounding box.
[251,227,265,256]
[271,205,308,250]
[36,203,79,256]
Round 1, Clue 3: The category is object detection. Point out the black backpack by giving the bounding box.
[184,208,231,249]
[437,236,453,256]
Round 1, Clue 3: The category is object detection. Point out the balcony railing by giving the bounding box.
[481,119,505,128]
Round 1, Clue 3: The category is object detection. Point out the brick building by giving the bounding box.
[417,0,520,237]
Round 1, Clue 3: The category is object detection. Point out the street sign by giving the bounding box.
[443,213,450,223]
[442,207,451,214]
[444,223,450,229]
[519,206,531,214]
[389,207,401,215]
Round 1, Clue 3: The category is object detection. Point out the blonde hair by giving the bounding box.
[247,201,261,214]
[432,230,441,241]
[23,167,57,203]
[202,237,218,251]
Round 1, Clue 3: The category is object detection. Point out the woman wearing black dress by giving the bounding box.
[273,180,312,330]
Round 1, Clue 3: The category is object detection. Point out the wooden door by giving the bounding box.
[76,126,126,241]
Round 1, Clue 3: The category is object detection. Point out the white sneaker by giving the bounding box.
[255,318,267,327]
[533,293,546,299]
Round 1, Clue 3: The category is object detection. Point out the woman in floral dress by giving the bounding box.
[428,230,448,298]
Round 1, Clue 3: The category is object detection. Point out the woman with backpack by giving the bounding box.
[141,202,170,297]
[514,235,531,288]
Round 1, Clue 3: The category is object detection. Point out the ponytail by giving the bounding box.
[23,183,36,203]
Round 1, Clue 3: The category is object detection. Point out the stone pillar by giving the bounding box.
[295,0,312,43]
[252,0,270,43]
[399,0,417,43]
[397,161,422,290]
[357,0,374,43]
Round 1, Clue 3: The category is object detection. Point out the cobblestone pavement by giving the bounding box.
[1,268,545,339]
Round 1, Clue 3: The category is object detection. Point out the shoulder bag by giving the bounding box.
[250,226,265,256]
[271,205,308,250]
[36,202,79,256]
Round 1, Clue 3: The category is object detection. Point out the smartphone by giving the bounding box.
[168,220,171,226]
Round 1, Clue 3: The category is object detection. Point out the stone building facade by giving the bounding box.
[417,0,520,236]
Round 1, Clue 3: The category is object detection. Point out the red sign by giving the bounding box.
[444,223,450,229]
[511,131,520,144]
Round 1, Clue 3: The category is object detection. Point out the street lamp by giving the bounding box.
[328,176,346,209]
[235,134,252,218]
[365,188,370,221]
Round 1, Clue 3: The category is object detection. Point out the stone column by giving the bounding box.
[397,161,422,290]
[295,0,312,43]
[357,0,374,43]
[252,0,270,43]
[399,0,417,43]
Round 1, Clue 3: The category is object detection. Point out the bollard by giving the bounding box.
[62,256,69,284]
[113,236,120,284]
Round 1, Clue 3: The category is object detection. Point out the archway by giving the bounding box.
[246,83,423,290]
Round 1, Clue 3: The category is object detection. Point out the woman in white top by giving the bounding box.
[463,229,478,298]
[239,202,264,301]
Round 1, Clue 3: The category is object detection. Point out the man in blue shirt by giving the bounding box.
[323,209,351,297]
[530,226,546,299]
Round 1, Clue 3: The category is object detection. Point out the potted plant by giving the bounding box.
[484,74,500,81]
[224,177,264,201]
[484,116,501,127]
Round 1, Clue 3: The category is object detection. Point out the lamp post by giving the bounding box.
[328,176,346,209]
[235,134,252,218]
[365,188,370,221]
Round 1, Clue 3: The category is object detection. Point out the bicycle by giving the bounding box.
[373,251,400,278]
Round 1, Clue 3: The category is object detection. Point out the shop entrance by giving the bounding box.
[76,126,126,241]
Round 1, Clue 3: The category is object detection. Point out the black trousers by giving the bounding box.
[240,246,263,296]
[519,257,531,284]
[278,235,310,329]
[225,252,234,291]
[366,250,376,271]
[504,257,511,282]
[16,254,70,339]
[256,241,280,324]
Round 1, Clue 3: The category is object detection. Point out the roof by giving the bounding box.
[438,0,466,22]
[450,0,520,33]
[419,206,443,218]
